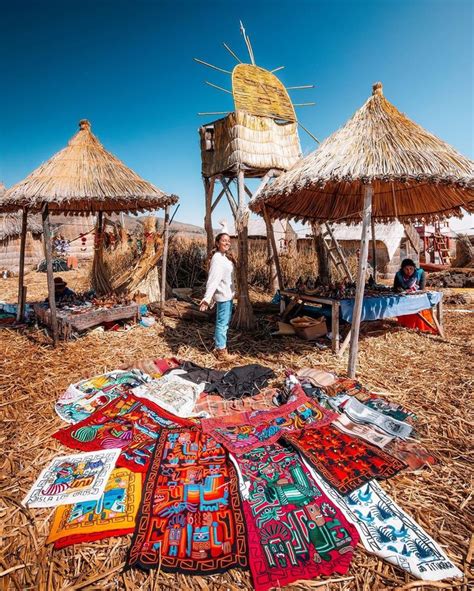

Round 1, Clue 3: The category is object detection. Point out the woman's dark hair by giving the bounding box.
[207,232,237,267]
[401,258,417,270]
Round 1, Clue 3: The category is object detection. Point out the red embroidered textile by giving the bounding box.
[284,424,405,494]
[234,442,359,591]
[201,392,337,455]
[127,428,248,574]
[53,393,191,473]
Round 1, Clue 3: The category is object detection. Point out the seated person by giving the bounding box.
[53,277,75,303]
[393,258,426,292]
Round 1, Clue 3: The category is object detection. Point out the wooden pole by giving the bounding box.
[42,204,59,345]
[16,207,28,322]
[348,185,373,377]
[371,217,377,282]
[160,205,170,318]
[263,205,284,292]
[203,177,215,256]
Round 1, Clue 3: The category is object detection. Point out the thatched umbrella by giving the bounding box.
[251,82,474,376]
[1,120,178,341]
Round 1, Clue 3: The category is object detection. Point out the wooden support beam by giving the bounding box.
[371,216,377,282]
[16,207,28,322]
[193,58,231,74]
[219,177,238,218]
[348,185,373,378]
[160,205,171,319]
[210,187,225,213]
[332,301,340,353]
[42,204,59,346]
[203,177,215,255]
[263,205,284,292]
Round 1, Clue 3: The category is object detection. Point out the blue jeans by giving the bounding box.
[215,300,233,350]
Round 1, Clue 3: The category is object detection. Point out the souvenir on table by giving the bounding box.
[22,449,120,508]
[334,414,394,448]
[132,374,204,418]
[201,392,337,455]
[342,397,413,439]
[56,369,151,424]
[127,428,248,574]
[283,424,405,495]
[306,470,462,582]
[47,467,142,548]
[53,393,191,473]
[233,442,359,591]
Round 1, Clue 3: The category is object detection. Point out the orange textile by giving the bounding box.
[397,309,438,334]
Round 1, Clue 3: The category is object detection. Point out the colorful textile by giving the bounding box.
[121,357,181,378]
[232,443,359,591]
[284,424,405,494]
[132,374,204,418]
[56,370,151,424]
[127,428,248,574]
[327,377,373,400]
[342,397,413,439]
[47,467,142,548]
[363,396,416,423]
[397,309,439,334]
[307,471,462,582]
[339,291,441,322]
[385,439,437,471]
[193,388,278,418]
[23,449,120,508]
[201,393,337,455]
[53,393,190,473]
[334,414,394,448]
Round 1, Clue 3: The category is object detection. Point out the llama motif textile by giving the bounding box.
[127,428,248,574]
[56,370,151,424]
[22,449,120,508]
[306,470,462,582]
[53,393,191,473]
[284,424,405,495]
[47,467,142,548]
[201,393,337,455]
[233,443,359,591]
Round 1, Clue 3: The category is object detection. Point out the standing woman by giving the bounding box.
[199,233,236,360]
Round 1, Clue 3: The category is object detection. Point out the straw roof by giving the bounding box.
[0,212,43,241]
[1,120,178,214]
[251,82,474,223]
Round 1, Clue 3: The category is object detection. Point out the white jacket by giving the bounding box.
[203,252,235,304]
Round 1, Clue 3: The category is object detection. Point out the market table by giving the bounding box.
[280,290,444,354]
[33,302,141,339]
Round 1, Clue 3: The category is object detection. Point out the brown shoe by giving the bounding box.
[213,348,236,363]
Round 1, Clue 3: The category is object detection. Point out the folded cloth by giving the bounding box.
[231,442,359,591]
[180,363,275,400]
[283,424,405,495]
[305,469,462,582]
[132,374,204,418]
[334,414,394,448]
[120,357,181,378]
[296,368,337,387]
[126,427,248,574]
[342,397,413,439]
[47,467,142,548]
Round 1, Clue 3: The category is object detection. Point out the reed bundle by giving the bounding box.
[251,83,474,223]
[0,213,42,241]
[1,120,178,214]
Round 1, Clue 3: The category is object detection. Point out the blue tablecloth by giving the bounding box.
[339,291,442,323]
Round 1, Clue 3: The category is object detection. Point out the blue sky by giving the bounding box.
[0,0,472,228]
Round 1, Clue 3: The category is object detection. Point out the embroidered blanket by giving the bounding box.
[127,428,248,574]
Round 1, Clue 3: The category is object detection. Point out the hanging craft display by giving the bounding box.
[23,449,120,508]
[56,369,151,424]
[47,467,142,548]
[53,393,191,472]
[232,442,359,591]
[283,424,405,495]
[127,428,248,574]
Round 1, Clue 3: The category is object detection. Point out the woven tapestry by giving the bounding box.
[127,428,248,574]
[232,442,359,591]
[283,424,405,495]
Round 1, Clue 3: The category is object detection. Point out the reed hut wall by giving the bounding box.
[200,111,301,178]
[0,232,43,274]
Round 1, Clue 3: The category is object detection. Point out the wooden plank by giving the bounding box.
[160,206,170,319]
[263,205,284,292]
[219,177,238,218]
[16,208,28,322]
[42,204,59,346]
[279,290,335,306]
[332,301,340,353]
[371,216,377,281]
[203,177,215,255]
[324,223,353,281]
[348,185,373,378]
[210,186,225,213]
[435,299,445,338]
[337,329,352,358]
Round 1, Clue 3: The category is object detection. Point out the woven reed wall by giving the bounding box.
[0,233,43,274]
[200,111,301,178]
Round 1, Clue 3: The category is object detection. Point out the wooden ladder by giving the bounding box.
[321,223,354,282]
[432,231,451,265]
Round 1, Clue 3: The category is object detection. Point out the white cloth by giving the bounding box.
[203,252,235,304]
[132,374,205,418]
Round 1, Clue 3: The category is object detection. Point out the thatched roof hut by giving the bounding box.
[0,212,42,240]
[250,82,474,223]
[1,120,178,214]
[0,212,43,274]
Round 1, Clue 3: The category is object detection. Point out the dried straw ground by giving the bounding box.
[1,270,473,591]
